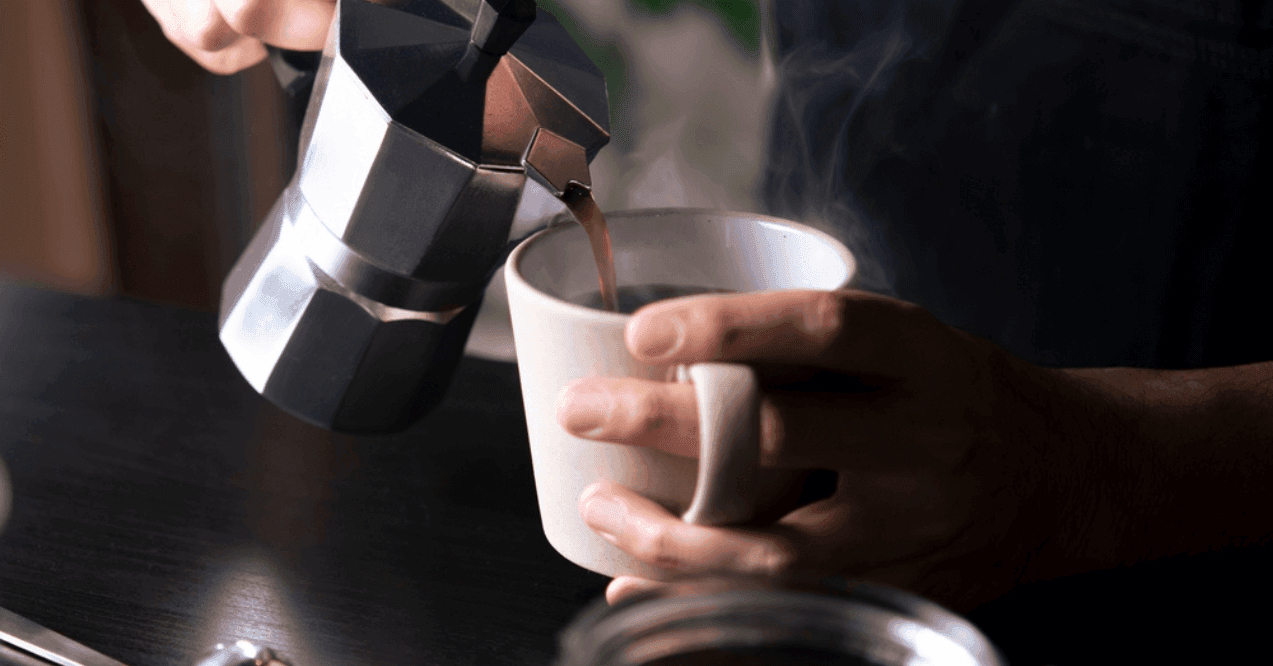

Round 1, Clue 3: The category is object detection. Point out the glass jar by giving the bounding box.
[556,576,1006,666]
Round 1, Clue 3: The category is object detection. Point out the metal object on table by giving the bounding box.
[218,0,609,433]
[193,641,290,666]
[556,575,1007,666]
[0,606,288,666]
[0,606,126,666]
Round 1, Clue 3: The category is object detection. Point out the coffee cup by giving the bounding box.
[504,209,856,579]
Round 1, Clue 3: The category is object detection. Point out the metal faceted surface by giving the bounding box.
[218,0,609,433]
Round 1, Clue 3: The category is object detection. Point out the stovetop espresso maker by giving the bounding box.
[218,0,610,433]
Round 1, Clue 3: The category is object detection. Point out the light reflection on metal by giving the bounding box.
[218,0,609,433]
[309,262,468,325]
[195,551,315,666]
[557,576,1005,666]
[0,606,127,666]
[522,127,592,198]
[194,640,291,666]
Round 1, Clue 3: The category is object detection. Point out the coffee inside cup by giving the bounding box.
[570,284,736,314]
[505,209,857,579]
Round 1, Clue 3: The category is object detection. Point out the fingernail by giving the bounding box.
[629,312,685,360]
[581,487,627,541]
[558,384,614,437]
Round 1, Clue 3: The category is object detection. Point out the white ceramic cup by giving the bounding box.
[504,209,856,579]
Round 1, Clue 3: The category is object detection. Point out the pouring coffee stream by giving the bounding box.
[562,185,619,313]
[520,124,620,313]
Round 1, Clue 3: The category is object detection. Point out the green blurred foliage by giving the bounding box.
[627,0,760,53]
[534,0,634,147]
[533,0,762,150]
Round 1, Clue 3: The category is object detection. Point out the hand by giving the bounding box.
[556,289,1130,611]
[141,0,336,74]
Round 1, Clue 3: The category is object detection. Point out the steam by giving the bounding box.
[471,1,927,358]
[562,0,920,296]
[560,1,775,213]
[761,6,916,296]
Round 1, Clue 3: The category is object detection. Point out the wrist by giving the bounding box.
[1015,363,1273,578]
[1055,366,1158,571]
[995,358,1149,583]
[1117,365,1273,557]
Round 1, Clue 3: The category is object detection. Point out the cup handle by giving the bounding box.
[677,363,760,526]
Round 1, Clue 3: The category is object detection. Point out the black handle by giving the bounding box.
[266,46,321,99]
[470,0,537,57]
[265,47,320,177]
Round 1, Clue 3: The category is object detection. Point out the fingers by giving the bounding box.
[173,39,270,75]
[142,0,334,74]
[142,0,240,51]
[625,289,949,379]
[605,570,923,607]
[579,480,907,576]
[557,375,905,470]
[580,480,956,582]
[557,377,700,457]
[606,576,665,604]
[144,0,265,73]
[579,482,797,576]
[213,0,336,50]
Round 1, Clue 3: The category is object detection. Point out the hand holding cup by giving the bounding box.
[560,288,1112,611]
[506,210,856,581]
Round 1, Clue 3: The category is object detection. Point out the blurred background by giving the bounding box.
[0,0,771,311]
[0,0,289,309]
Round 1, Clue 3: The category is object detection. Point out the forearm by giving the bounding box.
[1053,362,1273,573]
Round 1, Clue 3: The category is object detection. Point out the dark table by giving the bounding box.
[0,282,608,666]
[2,282,1271,666]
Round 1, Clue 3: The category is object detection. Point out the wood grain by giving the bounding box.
[0,283,608,666]
[3,283,1271,666]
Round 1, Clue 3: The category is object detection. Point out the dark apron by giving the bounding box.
[762,1,1271,663]
[762,0,1272,370]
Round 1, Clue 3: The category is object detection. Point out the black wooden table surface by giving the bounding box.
[0,282,608,666]
[2,281,1271,666]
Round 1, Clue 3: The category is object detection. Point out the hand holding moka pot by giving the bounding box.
[218,0,610,433]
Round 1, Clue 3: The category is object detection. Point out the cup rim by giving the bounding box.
[504,208,858,323]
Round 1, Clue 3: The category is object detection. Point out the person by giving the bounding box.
[145,0,1272,656]
[138,0,333,74]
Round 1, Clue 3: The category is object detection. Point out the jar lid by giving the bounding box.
[556,575,1007,666]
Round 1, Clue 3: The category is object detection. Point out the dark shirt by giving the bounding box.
[763,0,1272,369]
[762,2,1271,662]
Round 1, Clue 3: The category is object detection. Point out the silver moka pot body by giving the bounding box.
[218,0,609,433]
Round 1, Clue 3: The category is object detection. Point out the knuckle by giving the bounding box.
[763,547,796,576]
[691,302,728,335]
[743,540,795,576]
[707,306,740,354]
[629,524,674,565]
[673,302,732,357]
[801,291,844,347]
[757,399,785,466]
[631,390,663,430]
[172,2,232,50]
[176,23,228,52]
[216,0,271,37]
